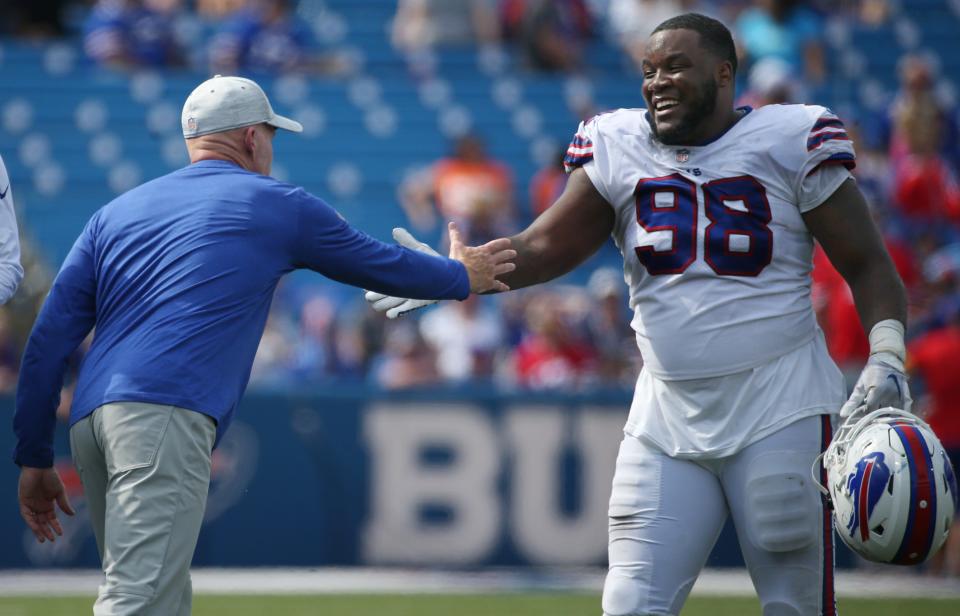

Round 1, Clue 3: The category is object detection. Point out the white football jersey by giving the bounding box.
[566,104,856,381]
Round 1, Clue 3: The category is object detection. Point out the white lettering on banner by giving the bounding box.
[363,403,628,566]
[363,403,500,564]
[506,406,624,564]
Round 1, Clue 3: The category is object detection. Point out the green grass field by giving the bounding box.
[0,594,956,615]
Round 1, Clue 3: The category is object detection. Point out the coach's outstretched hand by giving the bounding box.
[448,222,515,294]
[366,225,515,319]
[18,466,75,543]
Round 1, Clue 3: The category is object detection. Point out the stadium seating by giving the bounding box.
[2,0,959,272]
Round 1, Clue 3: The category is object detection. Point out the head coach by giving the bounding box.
[12,75,515,615]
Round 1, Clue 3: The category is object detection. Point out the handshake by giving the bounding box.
[365,223,516,319]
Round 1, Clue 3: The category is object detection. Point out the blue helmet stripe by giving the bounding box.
[891,424,937,564]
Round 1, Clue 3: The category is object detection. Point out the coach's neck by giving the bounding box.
[185,128,256,173]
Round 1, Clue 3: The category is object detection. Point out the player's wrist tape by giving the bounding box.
[868,319,906,364]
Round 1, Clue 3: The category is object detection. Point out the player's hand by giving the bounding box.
[18,466,75,543]
[365,227,442,319]
[839,351,912,419]
[447,222,516,294]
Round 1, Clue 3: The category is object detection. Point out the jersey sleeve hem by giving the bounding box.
[798,164,854,213]
[581,161,616,209]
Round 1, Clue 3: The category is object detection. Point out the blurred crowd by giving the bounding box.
[1,1,959,493]
[0,0,876,77]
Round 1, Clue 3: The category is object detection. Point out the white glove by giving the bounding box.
[839,320,912,419]
[364,228,440,319]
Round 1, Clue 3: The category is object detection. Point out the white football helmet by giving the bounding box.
[814,407,958,565]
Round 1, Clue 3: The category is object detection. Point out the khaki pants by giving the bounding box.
[70,402,216,616]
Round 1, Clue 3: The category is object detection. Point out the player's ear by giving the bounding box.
[716,60,734,88]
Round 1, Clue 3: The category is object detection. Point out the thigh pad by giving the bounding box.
[743,451,819,553]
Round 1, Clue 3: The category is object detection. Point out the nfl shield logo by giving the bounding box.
[187,117,198,132]
[676,149,690,163]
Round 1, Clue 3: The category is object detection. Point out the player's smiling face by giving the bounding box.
[641,29,722,146]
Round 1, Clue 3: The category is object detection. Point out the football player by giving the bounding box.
[369,13,909,616]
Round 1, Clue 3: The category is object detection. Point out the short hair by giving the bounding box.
[651,13,738,76]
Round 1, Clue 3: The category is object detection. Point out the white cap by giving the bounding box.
[181,75,303,138]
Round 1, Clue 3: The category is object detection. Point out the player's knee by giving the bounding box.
[602,569,639,616]
[745,452,818,553]
[761,601,803,616]
[602,570,649,616]
[601,570,679,616]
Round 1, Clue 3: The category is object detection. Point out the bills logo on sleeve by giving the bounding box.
[845,452,891,542]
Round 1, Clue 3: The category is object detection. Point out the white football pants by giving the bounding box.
[602,414,836,616]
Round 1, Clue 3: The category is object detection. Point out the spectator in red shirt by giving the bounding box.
[908,312,960,575]
[812,236,919,375]
[513,290,596,389]
[889,56,960,225]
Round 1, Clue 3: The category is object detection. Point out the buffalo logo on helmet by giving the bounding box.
[845,451,891,541]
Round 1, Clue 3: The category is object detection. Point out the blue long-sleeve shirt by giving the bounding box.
[13,160,468,467]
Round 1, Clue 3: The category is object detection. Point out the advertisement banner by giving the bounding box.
[2,388,808,569]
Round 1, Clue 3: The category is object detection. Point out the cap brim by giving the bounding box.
[267,113,303,133]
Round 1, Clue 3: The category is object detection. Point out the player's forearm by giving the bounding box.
[500,233,573,289]
[493,168,615,291]
[846,259,908,333]
[804,179,907,332]
[495,231,578,290]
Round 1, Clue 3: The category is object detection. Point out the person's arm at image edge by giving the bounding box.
[0,158,23,303]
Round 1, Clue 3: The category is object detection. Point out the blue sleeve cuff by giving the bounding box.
[12,444,54,469]
[452,260,470,300]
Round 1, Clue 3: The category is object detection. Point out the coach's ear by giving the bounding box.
[242,126,257,154]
